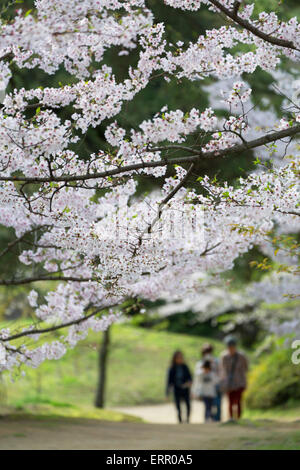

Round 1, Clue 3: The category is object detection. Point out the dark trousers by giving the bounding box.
[213,389,222,422]
[227,387,244,419]
[174,388,190,423]
[203,396,214,422]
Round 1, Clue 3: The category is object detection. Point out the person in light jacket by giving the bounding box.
[193,359,219,422]
[200,343,222,421]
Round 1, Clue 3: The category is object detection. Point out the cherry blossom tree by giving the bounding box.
[0,0,299,372]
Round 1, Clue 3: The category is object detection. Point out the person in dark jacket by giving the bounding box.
[166,350,192,423]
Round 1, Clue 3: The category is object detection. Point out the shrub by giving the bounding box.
[245,348,300,409]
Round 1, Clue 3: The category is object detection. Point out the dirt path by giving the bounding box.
[113,400,228,424]
[1,415,300,450]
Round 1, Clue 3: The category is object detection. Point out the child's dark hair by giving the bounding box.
[171,350,183,366]
[201,343,214,356]
[202,360,211,370]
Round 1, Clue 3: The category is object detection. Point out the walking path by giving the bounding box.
[1,416,300,449]
[113,399,228,424]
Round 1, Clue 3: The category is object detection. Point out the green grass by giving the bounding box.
[221,420,300,450]
[0,323,222,411]
[238,429,300,450]
[244,401,300,421]
[254,431,300,450]
[0,406,142,423]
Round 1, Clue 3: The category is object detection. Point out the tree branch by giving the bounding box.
[208,0,299,51]
[1,304,117,343]
[0,275,98,286]
[0,125,299,184]
[131,163,195,256]
[0,225,52,259]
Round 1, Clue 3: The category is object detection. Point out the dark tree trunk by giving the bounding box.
[95,326,110,408]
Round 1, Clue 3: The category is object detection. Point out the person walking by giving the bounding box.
[200,343,222,421]
[193,359,218,422]
[166,350,192,423]
[220,335,248,421]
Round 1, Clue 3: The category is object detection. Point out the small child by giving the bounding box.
[193,360,218,422]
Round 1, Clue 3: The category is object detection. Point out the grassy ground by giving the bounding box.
[0,323,222,412]
[0,407,141,422]
[244,401,300,422]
